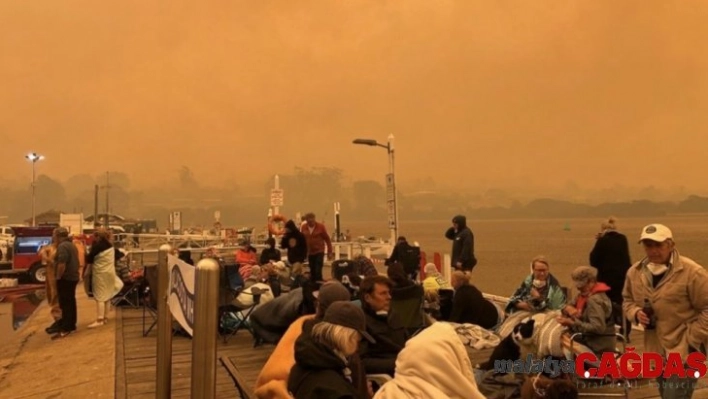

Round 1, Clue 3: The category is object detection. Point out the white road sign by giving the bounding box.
[270,189,284,207]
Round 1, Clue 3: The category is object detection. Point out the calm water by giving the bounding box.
[344,216,708,296]
[0,289,45,335]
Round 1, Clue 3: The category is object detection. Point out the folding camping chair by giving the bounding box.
[390,289,426,336]
[141,264,159,337]
[111,269,144,308]
[438,288,455,321]
[219,286,270,344]
[564,332,630,398]
[221,262,244,306]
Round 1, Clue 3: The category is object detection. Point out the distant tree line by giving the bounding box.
[2,166,708,228]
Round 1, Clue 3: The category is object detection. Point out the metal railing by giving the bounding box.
[150,245,461,399]
[125,241,393,270]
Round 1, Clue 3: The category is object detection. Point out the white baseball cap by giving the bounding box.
[639,224,673,243]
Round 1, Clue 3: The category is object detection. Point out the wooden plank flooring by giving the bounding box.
[116,306,708,399]
[116,307,273,399]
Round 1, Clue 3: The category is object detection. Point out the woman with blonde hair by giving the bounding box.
[85,228,123,328]
[288,301,375,399]
[506,256,566,314]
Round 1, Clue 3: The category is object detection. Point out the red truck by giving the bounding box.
[0,227,92,284]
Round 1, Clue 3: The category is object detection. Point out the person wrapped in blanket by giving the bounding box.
[505,256,566,315]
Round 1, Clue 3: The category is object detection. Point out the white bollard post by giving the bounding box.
[191,258,220,399]
[443,253,452,282]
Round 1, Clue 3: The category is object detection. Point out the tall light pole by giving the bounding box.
[25,152,45,227]
[352,134,398,245]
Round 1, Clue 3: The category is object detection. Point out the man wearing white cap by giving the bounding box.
[623,224,708,399]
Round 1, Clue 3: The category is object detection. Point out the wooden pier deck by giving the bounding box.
[115,307,274,399]
[116,306,708,399]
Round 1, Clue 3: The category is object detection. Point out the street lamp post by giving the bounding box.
[352,135,398,245]
[25,152,45,227]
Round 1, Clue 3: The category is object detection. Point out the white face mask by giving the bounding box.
[647,262,669,276]
[532,279,547,288]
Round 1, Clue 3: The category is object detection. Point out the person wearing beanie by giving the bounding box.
[255,281,363,398]
[288,302,373,399]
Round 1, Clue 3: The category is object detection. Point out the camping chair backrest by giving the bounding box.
[223,262,244,291]
[331,259,356,281]
[438,289,455,321]
[487,298,506,327]
[143,264,159,309]
[390,292,426,335]
[398,246,421,274]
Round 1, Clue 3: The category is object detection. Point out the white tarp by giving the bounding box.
[167,254,195,336]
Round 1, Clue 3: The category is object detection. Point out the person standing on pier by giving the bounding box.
[301,212,333,283]
[445,215,477,272]
[588,216,632,339]
[51,227,80,339]
[281,220,308,277]
[85,228,123,328]
[40,238,61,333]
[623,224,708,399]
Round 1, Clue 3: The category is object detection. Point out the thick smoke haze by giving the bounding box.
[1,1,707,193]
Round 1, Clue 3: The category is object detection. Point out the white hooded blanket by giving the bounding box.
[374,322,486,399]
[91,247,123,302]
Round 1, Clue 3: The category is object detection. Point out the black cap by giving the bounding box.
[323,301,375,343]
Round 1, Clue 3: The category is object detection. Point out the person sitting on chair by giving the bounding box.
[235,240,258,280]
[244,265,266,289]
[385,236,420,281]
[260,237,282,265]
[422,263,452,292]
[387,263,426,335]
[556,266,615,355]
[449,271,498,329]
[506,256,566,315]
[359,275,408,377]
[287,301,374,399]
[373,322,485,399]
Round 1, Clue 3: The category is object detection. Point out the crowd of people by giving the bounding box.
[253,215,708,399]
[37,212,708,399]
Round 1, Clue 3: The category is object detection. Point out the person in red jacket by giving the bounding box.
[301,212,333,282]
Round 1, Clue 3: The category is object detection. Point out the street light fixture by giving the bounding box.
[352,134,398,245]
[25,152,44,227]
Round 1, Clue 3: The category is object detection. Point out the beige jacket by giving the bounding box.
[622,250,708,357]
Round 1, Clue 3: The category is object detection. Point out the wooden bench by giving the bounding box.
[220,356,256,399]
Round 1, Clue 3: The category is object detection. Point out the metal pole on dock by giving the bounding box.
[156,244,173,399]
[191,258,220,399]
[334,202,341,242]
[93,184,99,228]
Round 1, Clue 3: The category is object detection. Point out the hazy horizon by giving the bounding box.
[2,2,707,194]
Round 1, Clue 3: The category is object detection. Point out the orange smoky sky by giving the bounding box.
[1,1,706,191]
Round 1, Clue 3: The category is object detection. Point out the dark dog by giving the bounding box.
[480,317,536,370]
